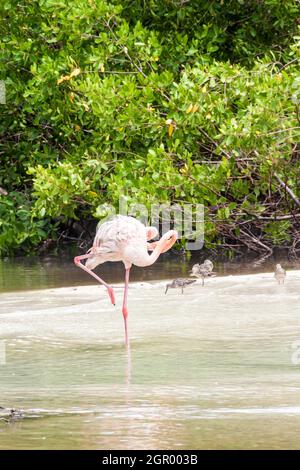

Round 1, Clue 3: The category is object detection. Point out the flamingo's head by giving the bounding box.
[160,230,178,253]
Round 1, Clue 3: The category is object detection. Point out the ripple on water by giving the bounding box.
[1,271,300,449]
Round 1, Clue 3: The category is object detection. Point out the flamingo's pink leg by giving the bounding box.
[74,253,115,305]
[122,268,130,347]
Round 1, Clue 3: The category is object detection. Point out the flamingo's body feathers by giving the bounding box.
[86,215,170,269]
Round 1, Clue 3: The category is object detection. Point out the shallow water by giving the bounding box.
[0,257,300,449]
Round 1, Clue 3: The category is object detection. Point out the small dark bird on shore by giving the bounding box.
[190,259,215,286]
[274,264,286,285]
[165,278,196,294]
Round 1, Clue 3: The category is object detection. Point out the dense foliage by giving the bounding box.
[0,0,299,255]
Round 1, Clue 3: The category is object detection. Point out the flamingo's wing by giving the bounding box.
[86,240,122,269]
[92,240,118,254]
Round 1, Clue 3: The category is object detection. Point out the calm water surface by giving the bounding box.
[0,255,300,449]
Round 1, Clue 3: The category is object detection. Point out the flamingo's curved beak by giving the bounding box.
[162,230,178,253]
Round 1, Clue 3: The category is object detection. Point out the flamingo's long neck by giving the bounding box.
[124,230,177,268]
[134,243,164,267]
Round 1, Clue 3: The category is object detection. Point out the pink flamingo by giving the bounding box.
[74,215,177,345]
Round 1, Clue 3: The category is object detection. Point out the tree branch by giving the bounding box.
[274,173,300,208]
